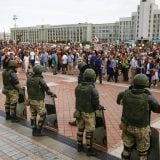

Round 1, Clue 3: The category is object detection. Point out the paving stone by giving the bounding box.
[24,144,36,150]
[48,157,61,160]
[6,150,20,156]
[13,137,24,142]
[34,149,49,156]
[7,135,20,140]
[21,142,33,147]
[0,152,4,156]
[2,147,16,154]
[0,141,6,146]
[20,156,33,160]
[31,147,42,153]
[11,152,26,160]
[0,145,11,150]
[42,152,55,159]
[3,133,14,137]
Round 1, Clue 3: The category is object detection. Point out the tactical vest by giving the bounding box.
[76,83,95,113]
[2,69,14,90]
[27,76,45,100]
[122,89,149,127]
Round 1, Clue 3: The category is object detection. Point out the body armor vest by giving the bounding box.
[27,77,45,100]
[76,83,95,113]
[122,89,150,127]
[3,69,14,90]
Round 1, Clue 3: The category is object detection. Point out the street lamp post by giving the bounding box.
[13,15,18,43]
[13,15,18,28]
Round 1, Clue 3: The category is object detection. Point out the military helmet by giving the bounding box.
[33,65,45,74]
[133,74,149,88]
[78,61,86,70]
[8,60,17,68]
[83,68,96,82]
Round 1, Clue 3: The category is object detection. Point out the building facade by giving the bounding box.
[11,0,160,44]
[0,32,10,42]
[11,23,92,44]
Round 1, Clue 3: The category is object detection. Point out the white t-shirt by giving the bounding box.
[62,55,68,64]
[30,52,35,60]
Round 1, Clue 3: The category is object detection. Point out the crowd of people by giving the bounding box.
[0,43,160,87]
[1,42,160,159]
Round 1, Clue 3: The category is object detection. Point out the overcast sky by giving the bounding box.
[0,0,160,33]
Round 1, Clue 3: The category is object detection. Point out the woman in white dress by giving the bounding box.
[23,53,30,73]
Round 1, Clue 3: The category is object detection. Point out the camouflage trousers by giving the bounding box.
[76,112,96,148]
[29,99,47,129]
[5,89,19,114]
[121,122,151,159]
[76,112,96,132]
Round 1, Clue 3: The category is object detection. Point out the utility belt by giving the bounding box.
[119,121,150,131]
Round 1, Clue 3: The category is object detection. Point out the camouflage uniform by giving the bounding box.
[69,61,88,126]
[75,68,99,156]
[117,74,160,160]
[77,61,88,83]
[2,60,22,122]
[27,65,55,136]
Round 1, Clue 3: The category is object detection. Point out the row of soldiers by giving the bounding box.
[2,60,56,137]
[2,59,160,159]
[71,61,160,160]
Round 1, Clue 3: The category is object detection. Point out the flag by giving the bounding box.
[94,35,99,43]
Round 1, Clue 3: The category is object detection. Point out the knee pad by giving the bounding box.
[5,103,10,112]
[31,118,37,128]
[77,132,83,137]
[31,111,37,119]
[10,103,17,109]
[38,114,46,129]
[139,150,148,160]
[121,145,133,159]
[86,132,93,147]
[86,132,93,138]
[121,152,130,160]
[39,113,46,120]
[77,130,84,144]
[5,103,10,107]
[10,103,17,114]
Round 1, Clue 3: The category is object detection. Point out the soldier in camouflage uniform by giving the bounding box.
[69,61,88,126]
[2,60,23,122]
[75,68,99,156]
[117,74,160,160]
[27,65,56,136]
[77,61,88,83]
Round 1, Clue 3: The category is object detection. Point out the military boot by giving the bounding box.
[121,149,131,160]
[86,148,97,157]
[31,118,37,136]
[10,104,19,123]
[11,114,19,123]
[32,128,38,136]
[77,144,83,152]
[35,128,45,136]
[6,112,11,120]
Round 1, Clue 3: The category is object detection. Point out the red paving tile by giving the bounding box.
[0,71,160,152]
